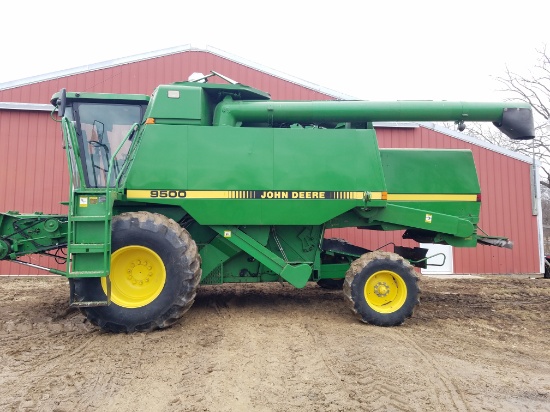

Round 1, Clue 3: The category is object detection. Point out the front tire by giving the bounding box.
[71,212,201,333]
[344,251,419,326]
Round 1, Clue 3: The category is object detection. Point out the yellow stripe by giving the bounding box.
[188,191,230,199]
[127,190,233,199]
[127,190,368,200]
[369,192,384,200]
[387,194,478,202]
[126,190,155,199]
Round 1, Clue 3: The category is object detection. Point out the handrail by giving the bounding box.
[101,122,139,277]
[105,122,139,193]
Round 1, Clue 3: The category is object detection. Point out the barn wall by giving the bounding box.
[0,109,68,274]
[0,51,333,103]
[0,50,540,274]
[0,50,333,275]
[327,126,540,274]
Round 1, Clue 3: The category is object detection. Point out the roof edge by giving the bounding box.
[0,44,357,100]
[0,102,52,112]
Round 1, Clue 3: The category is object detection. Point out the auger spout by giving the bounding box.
[213,99,534,140]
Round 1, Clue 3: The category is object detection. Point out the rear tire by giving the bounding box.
[344,251,419,326]
[71,212,201,333]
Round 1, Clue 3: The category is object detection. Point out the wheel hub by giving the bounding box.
[364,269,408,314]
[128,259,154,285]
[102,246,166,308]
[374,281,390,297]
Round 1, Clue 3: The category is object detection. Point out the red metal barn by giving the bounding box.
[0,46,543,275]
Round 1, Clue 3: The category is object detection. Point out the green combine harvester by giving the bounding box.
[0,71,535,332]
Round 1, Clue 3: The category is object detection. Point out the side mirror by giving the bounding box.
[57,88,67,117]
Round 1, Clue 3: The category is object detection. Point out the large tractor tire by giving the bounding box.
[343,251,419,326]
[71,212,201,333]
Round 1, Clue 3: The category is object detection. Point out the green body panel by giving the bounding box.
[380,149,481,195]
[123,125,383,225]
[318,263,350,280]
[375,148,481,242]
[144,82,270,126]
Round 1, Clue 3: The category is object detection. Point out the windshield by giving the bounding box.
[75,103,142,187]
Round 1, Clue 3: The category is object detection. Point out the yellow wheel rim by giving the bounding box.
[364,270,407,313]
[101,245,166,309]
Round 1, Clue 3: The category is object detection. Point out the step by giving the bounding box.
[70,215,109,222]
[67,270,108,278]
[70,244,106,253]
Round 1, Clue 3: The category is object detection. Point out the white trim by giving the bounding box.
[535,160,545,273]
[420,122,534,164]
[373,122,419,129]
[0,44,356,101]
[0,102,52,111]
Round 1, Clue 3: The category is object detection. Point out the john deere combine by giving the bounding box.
[0,72,534,332]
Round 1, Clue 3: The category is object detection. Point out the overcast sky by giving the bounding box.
[1,1,548,102]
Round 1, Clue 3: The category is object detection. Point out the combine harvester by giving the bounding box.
[0,72,534,332]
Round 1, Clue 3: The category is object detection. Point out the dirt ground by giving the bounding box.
[0,275,549,412]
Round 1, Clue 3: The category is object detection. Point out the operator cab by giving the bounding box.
[51,91,149,188]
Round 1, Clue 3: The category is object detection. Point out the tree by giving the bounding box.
[452,46,550,187]
[446,46,550,254]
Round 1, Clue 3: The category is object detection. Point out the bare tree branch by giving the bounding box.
[445,46,549,188]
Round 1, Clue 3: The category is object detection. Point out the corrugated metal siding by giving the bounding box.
[0,49,539,274]
[0,50,332,275]
[0,110,68,274]
[328,126,539,274]
[0,51,333,103]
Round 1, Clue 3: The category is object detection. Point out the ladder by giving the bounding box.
[67,188,114,307]
[62,119,139,308]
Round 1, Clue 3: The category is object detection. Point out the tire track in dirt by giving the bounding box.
[1,331,105,411]
[384,328,470,412]
[1,278,549,411]
[304,313,475,412]
[304,323,412,411]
